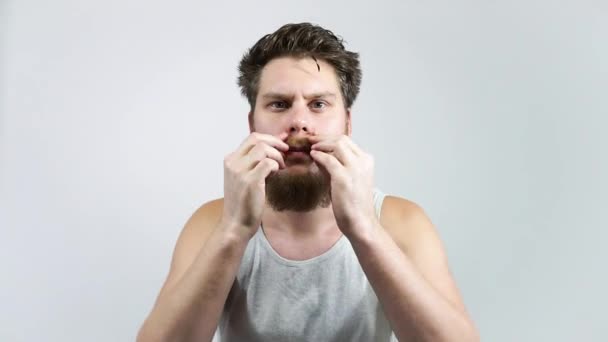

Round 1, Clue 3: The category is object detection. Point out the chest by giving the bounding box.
[219,238,394,341]
[263,228,344,261]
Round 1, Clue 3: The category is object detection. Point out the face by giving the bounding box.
[249,56,352,212]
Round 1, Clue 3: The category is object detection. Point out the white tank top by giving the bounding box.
[218,188,395,341]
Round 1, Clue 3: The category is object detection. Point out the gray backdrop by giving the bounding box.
[1,0,606,341]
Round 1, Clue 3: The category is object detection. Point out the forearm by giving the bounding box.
[349,223,479,342]
[137,224,249,342]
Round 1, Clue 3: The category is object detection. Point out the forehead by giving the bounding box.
[257,56,341,97]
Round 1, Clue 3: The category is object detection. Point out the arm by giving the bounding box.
[307,135,478,341]
[137,199,250,342]
[349,197,480,342]
[137,132,288,342]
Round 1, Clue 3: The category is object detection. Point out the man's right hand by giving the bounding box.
[137,132,288,342]
[220,132,289,239]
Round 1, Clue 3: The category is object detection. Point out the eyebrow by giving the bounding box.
[261,92,337,100]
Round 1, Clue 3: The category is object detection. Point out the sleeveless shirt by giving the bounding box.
[218,188,396,341]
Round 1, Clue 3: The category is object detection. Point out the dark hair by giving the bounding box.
[237,23,362,111]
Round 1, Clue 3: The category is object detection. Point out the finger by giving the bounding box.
[309,134,360,156]
[237,132,289,157]
[306,134,335,144]
[250,158,280,181]
[310,140,354,166]
[341,136,363,156]
[310,150,345,176]
[243,143,286,170]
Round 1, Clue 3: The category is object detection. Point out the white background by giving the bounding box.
[1,1,607,341]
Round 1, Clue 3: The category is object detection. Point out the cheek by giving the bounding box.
[251,116,281,134]
[253,113,272,133]
[320,117,348,135]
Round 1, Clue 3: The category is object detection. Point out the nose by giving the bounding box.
[288,102,313,134]
[290,118,310,134]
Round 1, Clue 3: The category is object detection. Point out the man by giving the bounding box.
[137,23,479,342]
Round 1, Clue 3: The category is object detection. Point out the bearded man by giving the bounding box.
[137,23,479,342]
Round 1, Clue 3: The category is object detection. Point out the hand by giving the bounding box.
[221,132,289,239]
[308,135,378,239]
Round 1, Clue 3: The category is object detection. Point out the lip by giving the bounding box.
[284,150,312,165]
[286,151,311,158]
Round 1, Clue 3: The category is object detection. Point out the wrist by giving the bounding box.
[343,215,382,246]
[217,218,258,244]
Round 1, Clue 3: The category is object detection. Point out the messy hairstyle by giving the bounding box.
[237,23,362,111]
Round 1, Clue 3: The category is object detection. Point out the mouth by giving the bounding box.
[286,136,312,153]
[284,136,313,164]
[286,151,311,161]
[286,149,311,159]
[288,145,312,153]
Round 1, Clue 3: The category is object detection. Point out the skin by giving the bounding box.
[250,57,353,257]
[137,56,480,342]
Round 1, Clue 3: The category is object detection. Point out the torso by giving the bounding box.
[217,188,398,342]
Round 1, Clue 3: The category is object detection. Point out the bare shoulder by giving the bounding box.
[379,195,469,313]
[184,198,225,234]
[379,195,436,252]
[156,198,225,297]
[175,198,225,249]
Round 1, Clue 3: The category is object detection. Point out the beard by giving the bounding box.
[259,121,349,212]
[265,164,331,212]
[265,135,332,212]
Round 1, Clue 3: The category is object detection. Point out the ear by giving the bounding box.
[346,109,352,136]
[248,112,255,133]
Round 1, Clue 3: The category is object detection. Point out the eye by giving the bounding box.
[269,101,288,110]
[311,101,327,109]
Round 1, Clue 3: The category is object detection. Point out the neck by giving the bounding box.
[261,202,339,237]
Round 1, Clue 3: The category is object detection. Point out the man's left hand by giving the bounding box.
[308,135,378,240]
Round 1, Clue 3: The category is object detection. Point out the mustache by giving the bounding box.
[286,136,312,152]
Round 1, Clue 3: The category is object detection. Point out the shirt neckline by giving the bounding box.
[255,225,348,267]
